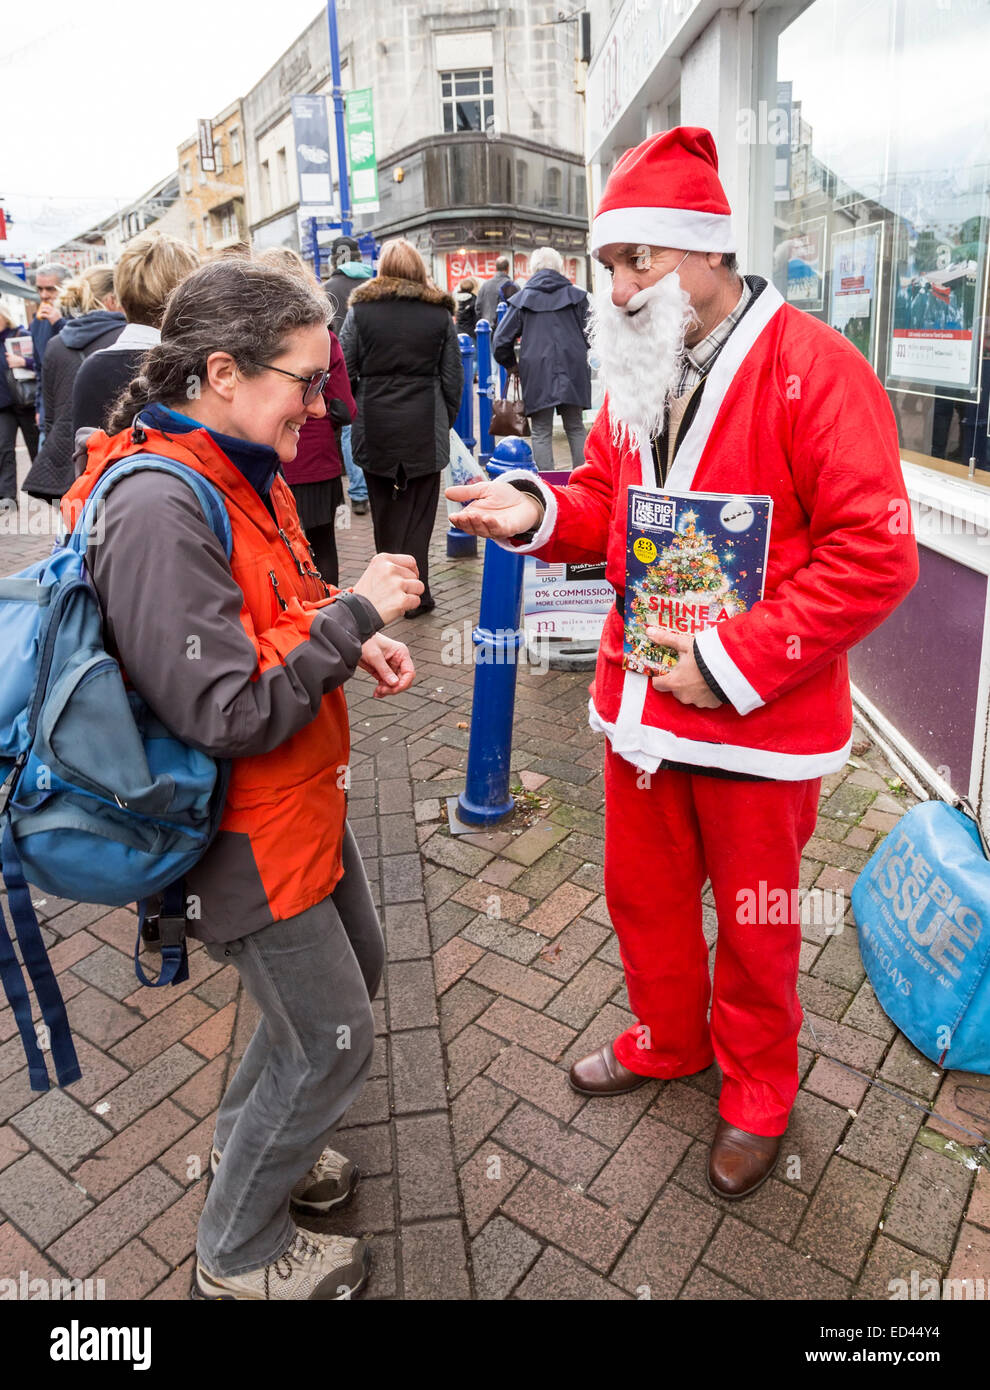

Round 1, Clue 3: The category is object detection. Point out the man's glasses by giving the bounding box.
[247,361,330,406]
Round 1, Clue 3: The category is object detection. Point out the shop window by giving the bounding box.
[752,0,989,485]
[440,68,494,134]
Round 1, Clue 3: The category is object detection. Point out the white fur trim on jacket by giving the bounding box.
[660,280,785,495]
[694,624,765,716]
[591,206,736,258]
[491,469,559,554]
[588,698,852,780]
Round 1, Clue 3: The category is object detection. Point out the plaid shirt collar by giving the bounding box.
[673,277,752,397]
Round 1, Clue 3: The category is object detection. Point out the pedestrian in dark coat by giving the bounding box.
[474,254,519,326]
[0,312,40,501]
[339,238,462,616]
[323,238,374,336]
[454,277,479,338]
[492,246,591,470]
[23,266,125,501]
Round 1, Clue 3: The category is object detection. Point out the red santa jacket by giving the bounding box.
[499,279,919,780]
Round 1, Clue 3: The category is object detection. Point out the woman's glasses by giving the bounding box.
[247,361,330,407]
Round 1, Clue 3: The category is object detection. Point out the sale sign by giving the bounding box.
[445,251,502,291]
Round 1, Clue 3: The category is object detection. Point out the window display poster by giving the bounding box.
[886,193,986,396]
[523,472,613,642]
[783,217,826,312]
[829,222,882,369]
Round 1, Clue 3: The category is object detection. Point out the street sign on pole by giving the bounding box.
[291,95,334,208]
[197,120,216,174]
[346,88,380,215]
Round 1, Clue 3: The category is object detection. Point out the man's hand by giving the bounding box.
[645,625,723,709]
[36,302,60,324]
[358,633,416,698]
[445,479,542,540]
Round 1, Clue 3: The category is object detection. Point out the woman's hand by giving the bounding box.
[445,480,543,540]
[352,552,424,624]
[5,353,26,369]
[358,633,416,698]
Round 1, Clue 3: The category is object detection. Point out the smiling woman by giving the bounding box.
[64,257,425,1300]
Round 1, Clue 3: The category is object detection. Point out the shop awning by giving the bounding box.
[0,264,39,301]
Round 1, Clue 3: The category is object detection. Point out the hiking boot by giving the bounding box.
[192,1226,370,1300]
[210,1144,359,1213]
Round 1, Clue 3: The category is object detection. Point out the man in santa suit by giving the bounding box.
[448,127,918,1200]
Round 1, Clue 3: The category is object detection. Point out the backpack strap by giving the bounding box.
[68,454,233,560]
[71,457,230,997]
[0,826,81,1092]
[134,880,190,989]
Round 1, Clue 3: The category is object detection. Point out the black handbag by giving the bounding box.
[5,368,37,409]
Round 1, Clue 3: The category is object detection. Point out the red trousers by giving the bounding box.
[604,747,820,1136]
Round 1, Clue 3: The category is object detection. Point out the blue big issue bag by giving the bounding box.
[852,798,990,1072]
[0,456,231,1091]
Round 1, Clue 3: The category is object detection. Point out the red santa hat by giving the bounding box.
[590,126,735,259]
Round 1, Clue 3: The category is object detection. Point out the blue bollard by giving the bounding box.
[454,333,476,452]
[453,436,538,828]
[475,319,496,469]
[448,333,478,558]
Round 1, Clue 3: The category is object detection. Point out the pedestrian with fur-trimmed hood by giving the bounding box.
[339,238,463,617]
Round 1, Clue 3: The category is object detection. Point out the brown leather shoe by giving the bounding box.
[568,1043,651,1096]
[707,1117,781,1200]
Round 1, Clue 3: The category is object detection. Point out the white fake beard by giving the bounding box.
[588,272,698,453]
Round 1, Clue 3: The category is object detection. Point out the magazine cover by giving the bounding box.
[623,488,773,676]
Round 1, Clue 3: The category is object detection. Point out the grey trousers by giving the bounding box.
[196,823,384,1277]
[528,404,587,471]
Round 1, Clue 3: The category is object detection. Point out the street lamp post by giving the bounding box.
[326,0,352,237]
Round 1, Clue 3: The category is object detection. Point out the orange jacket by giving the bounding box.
[63,418,370,938]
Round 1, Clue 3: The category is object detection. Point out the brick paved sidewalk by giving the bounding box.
[1,462,988,1300]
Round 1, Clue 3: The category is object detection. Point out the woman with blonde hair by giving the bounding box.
[72,231,200,434]
[339,238,463,616]
[23,264,125,500]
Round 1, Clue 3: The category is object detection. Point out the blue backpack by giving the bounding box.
[0,456,232,1092]
[852,798,990,1073]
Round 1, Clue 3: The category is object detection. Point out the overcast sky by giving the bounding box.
[1,0,327,258]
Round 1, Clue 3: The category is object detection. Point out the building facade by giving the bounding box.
[584,0,990,823]
[49,169,188,274]
[101,172,186,262]
[241,1,590,287]
[177,101,248,257]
